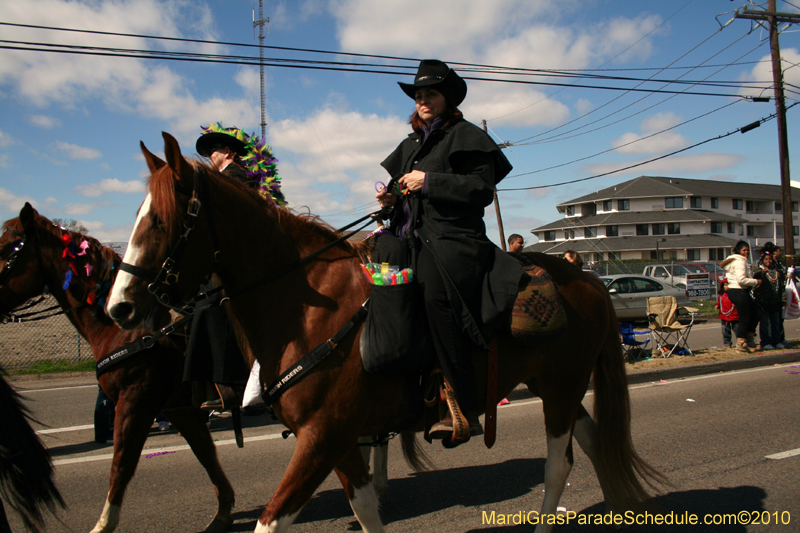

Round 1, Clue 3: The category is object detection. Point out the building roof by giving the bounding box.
[532,209,742,232]
[557,176,800,208]
[525,233,740,255]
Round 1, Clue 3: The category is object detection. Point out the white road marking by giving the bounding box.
[38,424,94,435]
[52,431,292,466]
[766,448,800,460]
[18,384,97,393]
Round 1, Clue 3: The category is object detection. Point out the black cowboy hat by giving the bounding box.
[196,132,248,157]
[398,59,467,107]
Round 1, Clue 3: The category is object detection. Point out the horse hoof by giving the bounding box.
[203,515,234,533]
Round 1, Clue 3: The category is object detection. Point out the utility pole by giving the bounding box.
[735,1,800,264]
[483,119,507,250]
[253,1,270,140]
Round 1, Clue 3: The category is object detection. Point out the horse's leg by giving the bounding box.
[90,390,160,533]
[333,446,384,533]
[572,405,622,515]
[358,436,372,472]
[254,429,367,533]
[164,408,235,533]
[372,441,389,496]
[534,428,574,533]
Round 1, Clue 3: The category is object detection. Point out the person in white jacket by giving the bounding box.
[719,240,762,352]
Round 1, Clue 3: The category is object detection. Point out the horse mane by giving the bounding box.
[147,157,375,262]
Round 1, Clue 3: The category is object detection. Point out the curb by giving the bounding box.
[505,350,800,402]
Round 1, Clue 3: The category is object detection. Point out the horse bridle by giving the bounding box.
[118,166,222,314]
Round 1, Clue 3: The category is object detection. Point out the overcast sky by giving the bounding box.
[1,0,799,246]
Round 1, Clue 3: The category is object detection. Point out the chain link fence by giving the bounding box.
[0,298,88,371]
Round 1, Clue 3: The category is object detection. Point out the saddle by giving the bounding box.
[510,264,567,342]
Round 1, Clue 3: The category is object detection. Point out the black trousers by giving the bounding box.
[373,233,479,412]
[726,288,759,339]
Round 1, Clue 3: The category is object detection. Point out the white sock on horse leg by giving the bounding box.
[256,509,301,533]
[90,497,121,533]
[536,432,572,533]
[348,484,384,533]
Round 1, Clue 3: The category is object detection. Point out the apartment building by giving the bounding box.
[527,176,800,262]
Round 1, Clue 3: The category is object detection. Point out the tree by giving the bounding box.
[52,218,89,234]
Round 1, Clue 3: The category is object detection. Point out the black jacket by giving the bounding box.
[381,119,524,348]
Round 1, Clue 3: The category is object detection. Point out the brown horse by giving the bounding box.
[0,204,236,533]
[107,132,663,533]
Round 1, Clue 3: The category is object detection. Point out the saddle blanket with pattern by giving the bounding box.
[510,265,566,341]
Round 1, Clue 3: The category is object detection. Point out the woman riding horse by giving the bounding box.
[374,59,523,443]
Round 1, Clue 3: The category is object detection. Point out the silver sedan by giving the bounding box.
[600,274,694,321]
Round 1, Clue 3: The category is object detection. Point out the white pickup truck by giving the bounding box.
[641,264,691,288]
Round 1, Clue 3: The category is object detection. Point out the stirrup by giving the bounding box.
[435,377,471,442]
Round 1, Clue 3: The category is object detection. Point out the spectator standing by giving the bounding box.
[720,240,762,353]
[715,280,739,349]
[508,234,524,253]
[562,249,583,268]
[753,252,786,349]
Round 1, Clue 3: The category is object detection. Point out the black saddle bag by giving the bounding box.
[360,281,429,376]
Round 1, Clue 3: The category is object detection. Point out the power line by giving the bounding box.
[0,41,756,99]
[497,101,798,192]
[504,100,742,179]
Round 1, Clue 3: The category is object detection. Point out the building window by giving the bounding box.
[794,202,798,213]
[636,224,649,236]
[733,199,743,210]
[606,225,618,237]
[608,252,620,261]
[690,197,702,208]
[727,222,735,233]
[776,202,782,213]
[709,248,724,260]
[711,197,719,209]
[739,224,744,236]
[650,251,659,260]
[746,200,756,213]
[602,200,612,211]
[617,199,630,211]
[544,230,556,241]
[794,226,799,238]
[566,205,575,216]
[711,222,722,233]
[687,250,700,261]
[668,223,680,234]
[746,226,755,237]
[565,229,574,240]
[652,223,666,235]
[665,197,683,208]
[584,227,596,238]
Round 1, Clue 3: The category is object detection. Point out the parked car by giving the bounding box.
[601,274,693,321]
[641,264,693,288]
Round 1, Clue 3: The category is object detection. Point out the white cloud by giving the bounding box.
[0,187,35,216]
[739,48,800,100]
[270,108,408,213]
[583,152,743,177]
[0,128,14,147]
[28,115,62,129]
[575,98,593,113]
[44,197,58,205]
[55,141,102,160]
[328,2,661,127]
[612,112,689,155]
[65,203,101,216]
[75,178,146,197]
[77,220,134,241]
[0,1,254,142]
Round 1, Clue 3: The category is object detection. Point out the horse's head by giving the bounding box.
[107,132,218,331]
[0,203,47,316]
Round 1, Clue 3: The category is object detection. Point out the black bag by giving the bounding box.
[360,281,429,376]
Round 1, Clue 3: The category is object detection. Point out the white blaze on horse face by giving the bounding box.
[107,194,152,310]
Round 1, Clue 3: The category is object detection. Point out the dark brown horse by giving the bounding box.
[107,132,663,533]
[0,363,64,533]
[0,204,236,533]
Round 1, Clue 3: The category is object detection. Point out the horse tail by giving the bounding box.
[591,303,669,506]
[0,366,65,532]
[400,431,434,472]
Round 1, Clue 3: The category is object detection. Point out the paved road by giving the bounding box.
[8,363,800,532]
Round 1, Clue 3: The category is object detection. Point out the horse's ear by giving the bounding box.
[140,141,165,174]
[162,131,194,184]
[19,202,37,230]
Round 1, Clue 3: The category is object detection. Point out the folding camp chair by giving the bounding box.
[647,296,699,357]
[620,322,650,361]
